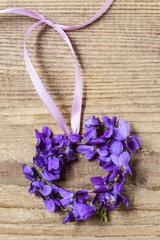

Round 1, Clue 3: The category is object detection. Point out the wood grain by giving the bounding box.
[0,0,160,239]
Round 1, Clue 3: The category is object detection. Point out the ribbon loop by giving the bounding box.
[24,20,71,137]
[0,0,114,135]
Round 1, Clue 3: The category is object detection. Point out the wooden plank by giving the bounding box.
[0,236,159,240]
[0,207,159,225]
[0,223,159,237]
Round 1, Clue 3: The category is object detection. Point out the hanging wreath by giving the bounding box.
[23,115,141,223]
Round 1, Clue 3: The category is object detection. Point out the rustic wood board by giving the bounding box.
[0,0,160,239]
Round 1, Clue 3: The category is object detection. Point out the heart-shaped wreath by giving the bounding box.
[23,115,141,223]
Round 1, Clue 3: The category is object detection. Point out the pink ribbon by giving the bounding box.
[0,0,114,137]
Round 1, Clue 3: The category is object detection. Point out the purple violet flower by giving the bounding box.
[23,164,35,181]
[29,180,44,194]
[102,116,117,139]
[111,183,129,207]
[33,155,47,168]
[104,192,117,210]
[35,126,52,153]
[41,185,52,196]
[44,197,61,212]
[98,155,115,171]
[77,140,108,161]
[62,200,96,223]
[41,169,61,181]
[59,188,90,208]
[110,151,132,182]
[98,140,123,169]
[48,156,60,171]
[113,119,130,141]
[85,115,100,128]
[113,119,141,153]
[103,183,128,210]
[126,135,141,154]
[69,134,83,143]
[109,140,124,155]
[90,176,112,193]
[92,182,128,211]
[84,116,100,141]
[57,137,76,162]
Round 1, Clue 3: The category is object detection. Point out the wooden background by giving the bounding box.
[0,0,160,239]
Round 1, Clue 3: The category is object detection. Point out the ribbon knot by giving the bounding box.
[45,19,55,27]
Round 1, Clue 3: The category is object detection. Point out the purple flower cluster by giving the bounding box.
[23,116,141,224]
[34,126,81,181]
[75,115,141,221]
[23,126,81,213]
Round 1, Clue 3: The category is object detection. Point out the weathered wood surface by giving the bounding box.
[0,0,160,239]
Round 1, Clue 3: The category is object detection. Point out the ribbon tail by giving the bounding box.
[59,0,114,31]
[0,8,46,21]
